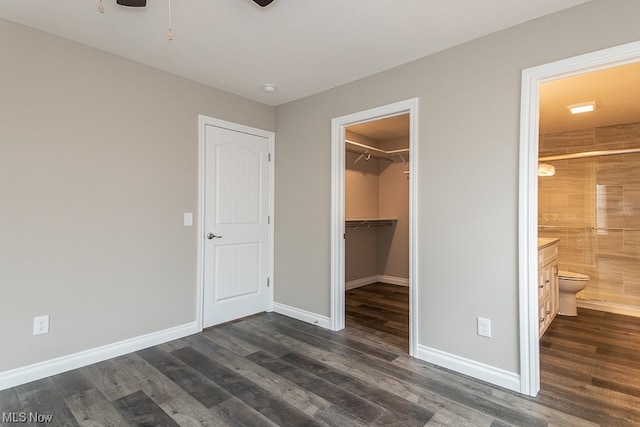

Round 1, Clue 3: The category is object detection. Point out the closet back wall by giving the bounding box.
[345,132,409,288]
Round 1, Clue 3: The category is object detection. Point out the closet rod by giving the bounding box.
[345,139,409,155]
[346,148,392,162]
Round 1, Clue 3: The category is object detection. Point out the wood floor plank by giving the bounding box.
[216,396,280,427]
[136,346,232,409]
[15,377,80,427]
[112,390,179,427]
[157,391,243,427]
[263,312,400,362]
[0,388,24,421]
[279,350,435,426]
[64,387,128,427]
[81,354,163,402]
[539,308,640,426]
[246,350,385,424]
[171,346,325,427]
[189,334,335,418]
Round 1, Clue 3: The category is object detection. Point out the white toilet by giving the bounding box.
[558,271,590,316]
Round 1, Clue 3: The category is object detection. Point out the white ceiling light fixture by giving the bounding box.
[567,101,597,115]
[262,83,277,93]
[537,163,555,177]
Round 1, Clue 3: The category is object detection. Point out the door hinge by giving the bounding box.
[267,277,270,288]
[268,153,271,162]
[268,215,271,225]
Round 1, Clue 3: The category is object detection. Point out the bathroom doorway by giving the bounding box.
[330,98,419,357]
[518,41,640,396]
[538,62,640,314]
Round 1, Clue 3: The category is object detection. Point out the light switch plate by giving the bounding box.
[183,212,193,227]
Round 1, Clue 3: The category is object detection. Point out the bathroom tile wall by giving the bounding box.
[539,122,640,306]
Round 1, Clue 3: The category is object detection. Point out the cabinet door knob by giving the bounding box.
[540,317,545,323]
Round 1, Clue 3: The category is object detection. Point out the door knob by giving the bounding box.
[206,233,222,239]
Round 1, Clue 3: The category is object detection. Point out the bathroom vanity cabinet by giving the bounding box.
[538,238,559,337]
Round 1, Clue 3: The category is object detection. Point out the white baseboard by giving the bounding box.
[273,302,331,329]
[0,322,199,391]
[346,276,379,290]
[416,344,520,393]
[577,299,640,318]
[346,275,409,290]
[378,275,409,287]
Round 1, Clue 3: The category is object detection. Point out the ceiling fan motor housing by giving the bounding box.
[116,0,147,7]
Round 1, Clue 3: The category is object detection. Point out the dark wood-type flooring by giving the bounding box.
[1,283,639,426]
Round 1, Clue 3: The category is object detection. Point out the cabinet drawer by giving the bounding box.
[539,302,547,336]
[538,271,546,299]
[540,244,559,267]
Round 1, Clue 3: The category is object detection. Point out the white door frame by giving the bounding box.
[518,40,640,396]
[196,115,275,331]
[330,98,419,357]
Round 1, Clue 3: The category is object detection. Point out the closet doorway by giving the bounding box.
[330,98,419,356]
[344,115,410,352]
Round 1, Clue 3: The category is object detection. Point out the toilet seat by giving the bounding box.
[558,270,589,281]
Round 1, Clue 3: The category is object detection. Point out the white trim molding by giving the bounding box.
[330,98,419,357]
[346,276,379,290]
[346,275,409,290]
[518,40,640,397]
[378,275,409,287]
[416,344,520,393]
[273,303,332,329]
[0,322,198,391]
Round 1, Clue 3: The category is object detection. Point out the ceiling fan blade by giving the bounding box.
[116,0,146,6]
[253,0,274,7]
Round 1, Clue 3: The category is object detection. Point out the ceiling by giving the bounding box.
[348,115,409,142]
[0,0,591,106]
[539,61,640,134]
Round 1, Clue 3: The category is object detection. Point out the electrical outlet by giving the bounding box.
[33,315,49,335]
[477,317,491,338]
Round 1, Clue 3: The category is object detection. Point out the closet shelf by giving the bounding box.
[345,218,397,228]
[346,139,409,163]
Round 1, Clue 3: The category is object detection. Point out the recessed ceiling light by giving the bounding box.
[262,83,277,93]
[568,101,597,114]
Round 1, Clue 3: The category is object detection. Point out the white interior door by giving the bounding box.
[203,123,270,328]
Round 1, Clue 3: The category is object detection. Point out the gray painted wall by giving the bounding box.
[273,0,640,373]
[0,18,274,372]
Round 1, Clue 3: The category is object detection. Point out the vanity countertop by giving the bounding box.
[538,237,560,249]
